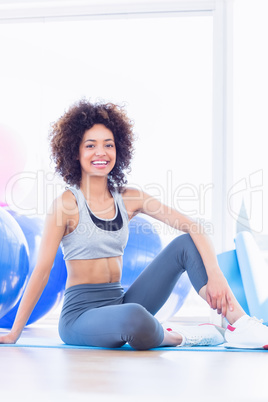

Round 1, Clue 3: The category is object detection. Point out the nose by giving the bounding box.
[95,146,106,156]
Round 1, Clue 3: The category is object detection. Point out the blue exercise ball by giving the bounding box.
[26,246,67,325]
[217,249,250,315]
[121,215,191,322]
[0,210,67,328]
[155,271,192,322]
[0,207,29,320]
[121,216,163,289]
[6,210,43,273]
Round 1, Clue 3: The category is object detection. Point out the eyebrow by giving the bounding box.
[84,138,114,143]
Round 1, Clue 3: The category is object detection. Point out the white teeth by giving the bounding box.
[92,161,108,165]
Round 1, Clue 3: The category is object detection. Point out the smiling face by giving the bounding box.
[78,124,116,179]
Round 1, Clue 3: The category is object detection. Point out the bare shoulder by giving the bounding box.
[47,189,78,219]
[122,187,144,199]
[121,187,147,218]
[61,189,78,211]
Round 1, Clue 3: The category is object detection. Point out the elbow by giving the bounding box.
[32,264,52,288]
[42,272,51,287]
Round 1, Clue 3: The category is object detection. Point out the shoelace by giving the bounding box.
[167,327,221,346]
[249,316,264,327]
[184,334,213,346]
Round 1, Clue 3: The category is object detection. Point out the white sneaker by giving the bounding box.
[224,315,268,349]
[166,323,225,347]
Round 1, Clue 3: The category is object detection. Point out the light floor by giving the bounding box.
[1,314,268,402]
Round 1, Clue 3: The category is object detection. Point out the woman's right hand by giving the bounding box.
[0,333,17,344]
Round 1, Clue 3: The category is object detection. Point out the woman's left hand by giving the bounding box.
[205,271,234,318]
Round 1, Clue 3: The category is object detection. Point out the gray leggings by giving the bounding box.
[58,234,208,350]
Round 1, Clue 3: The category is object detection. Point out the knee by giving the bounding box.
[170,233,196,258]
[173,233,193,249]
[170,233,203,268]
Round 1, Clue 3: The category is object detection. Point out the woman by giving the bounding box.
[0,100,267,349]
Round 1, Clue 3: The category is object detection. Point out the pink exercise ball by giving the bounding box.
[0,125,26,202]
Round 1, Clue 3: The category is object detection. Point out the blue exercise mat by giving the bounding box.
[0,337,267,352]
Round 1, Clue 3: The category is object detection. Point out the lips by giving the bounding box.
[91,160,109,166]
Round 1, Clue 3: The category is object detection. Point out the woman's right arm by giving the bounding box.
[0,193,70,344]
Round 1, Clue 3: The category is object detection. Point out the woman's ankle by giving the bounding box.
[160,328,183,347]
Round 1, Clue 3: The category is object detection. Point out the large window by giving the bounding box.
[233,0,268,255]
[0,15,213,246]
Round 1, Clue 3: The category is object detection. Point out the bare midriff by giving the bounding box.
[65,256,123,288]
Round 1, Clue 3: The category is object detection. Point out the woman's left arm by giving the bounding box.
[124,188,233,317]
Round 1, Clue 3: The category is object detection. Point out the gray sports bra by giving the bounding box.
[60,187,129,261]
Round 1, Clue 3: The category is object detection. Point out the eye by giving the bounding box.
[86,144,94,148]
[106,144,114,148]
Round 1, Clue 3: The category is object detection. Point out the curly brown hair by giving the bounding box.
[49,99,135,193]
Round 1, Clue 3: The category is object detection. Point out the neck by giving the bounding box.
[80,175,111,201]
